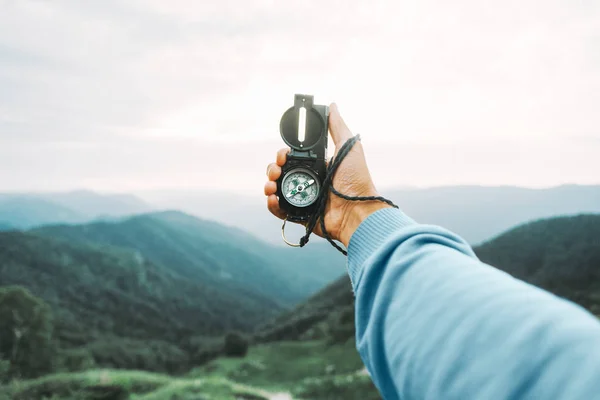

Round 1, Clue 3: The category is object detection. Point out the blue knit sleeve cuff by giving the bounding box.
[347,208,417,288]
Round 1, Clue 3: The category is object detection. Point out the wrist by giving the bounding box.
[339,201,393,247]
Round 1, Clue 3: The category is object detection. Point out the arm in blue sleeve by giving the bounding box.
[347,208,600,400]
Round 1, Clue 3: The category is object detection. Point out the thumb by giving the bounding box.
[328,103,353,147]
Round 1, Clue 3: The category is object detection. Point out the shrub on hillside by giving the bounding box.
[223,332,248,357]
[328,306,355,344]
[0,286,55,379]
[86,337,189,373]
[183,335,223,366]
[58,348,96,372]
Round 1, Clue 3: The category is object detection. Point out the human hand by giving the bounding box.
[264,103,390,247]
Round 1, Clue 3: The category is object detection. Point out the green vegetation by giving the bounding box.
[256,277,354,343]
[1,210,598,399]
[0,369,274,400]
[223,332,249,357]
[0,286,54,380]
[0,341,380,399]
[34,210,344,306]
[0,230,278,373]
[192,341,365,390]
[0,211,344,379]
[476,214,600,312]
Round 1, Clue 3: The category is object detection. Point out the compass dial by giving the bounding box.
[281,168,320,207]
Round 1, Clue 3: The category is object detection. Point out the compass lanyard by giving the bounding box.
[290,134,399,256]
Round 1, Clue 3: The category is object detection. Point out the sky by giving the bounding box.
[0,0,599,196]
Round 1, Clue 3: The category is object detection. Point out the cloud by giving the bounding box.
[0,0,598,192]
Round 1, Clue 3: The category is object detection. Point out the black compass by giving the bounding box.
[276,94,328,245]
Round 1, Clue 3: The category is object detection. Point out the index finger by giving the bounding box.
[276,148,289,167]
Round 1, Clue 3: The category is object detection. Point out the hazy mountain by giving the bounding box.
[138,189,286,244]
[0,196,87,228]
[384,185,600,244]
[41,190,151,218]
[34,210,345,307]
[0,190,152,229]
[138,185,600,245]
[258,214,600,342]
[0,231,282,348]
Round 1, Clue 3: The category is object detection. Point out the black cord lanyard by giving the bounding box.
[298,134,399,256]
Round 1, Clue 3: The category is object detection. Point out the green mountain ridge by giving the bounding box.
[0,230,281,348]
[33,210,345,307]
[476,214,600,311]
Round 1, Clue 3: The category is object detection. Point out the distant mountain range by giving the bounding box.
[0,190,151,229]
[2,185,599,247]
[384,185,600,244]
[258,214,600,342]
[137,185,600,245]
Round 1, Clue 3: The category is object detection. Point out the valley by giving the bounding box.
[0,191,599,399]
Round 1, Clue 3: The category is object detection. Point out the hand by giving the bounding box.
[264,103,391,247]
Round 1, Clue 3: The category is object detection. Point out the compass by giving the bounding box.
[281,168,320,208]
[276,94,329,246]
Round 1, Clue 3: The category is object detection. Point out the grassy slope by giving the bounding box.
[2,341,380,400]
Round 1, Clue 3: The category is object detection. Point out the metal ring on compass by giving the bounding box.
[281,218,302,247]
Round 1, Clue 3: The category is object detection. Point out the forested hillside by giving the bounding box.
[475,214,600,312]
[0,210,345,380]
[260,214,600,342]
[34,211,345,306]
[0,231,285,374]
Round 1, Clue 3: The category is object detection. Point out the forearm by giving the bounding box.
[348,208,600,400]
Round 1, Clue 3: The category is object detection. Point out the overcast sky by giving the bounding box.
[1,0,599,196]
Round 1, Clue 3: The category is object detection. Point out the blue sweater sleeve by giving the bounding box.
[347,208,600,400]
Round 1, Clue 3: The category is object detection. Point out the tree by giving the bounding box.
[0,286,54,379]
[223,332,248,357]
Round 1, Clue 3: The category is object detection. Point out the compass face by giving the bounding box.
[281,168,320,208]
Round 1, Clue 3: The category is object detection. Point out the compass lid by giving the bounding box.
[279,94,326,151]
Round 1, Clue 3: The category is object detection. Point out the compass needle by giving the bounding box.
[281,169,319,207]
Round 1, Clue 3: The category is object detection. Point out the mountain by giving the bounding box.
[383,185,600,244]
[34,210,346,307]
[41,190,151,218]
[259,214,600,342]
[138,185,600,245]
[0,231,281,348]
[475,214,600,312]
[0,210,345,377]
[0,196,87,229]
[137,189,286,245]
[0,190,151,229]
